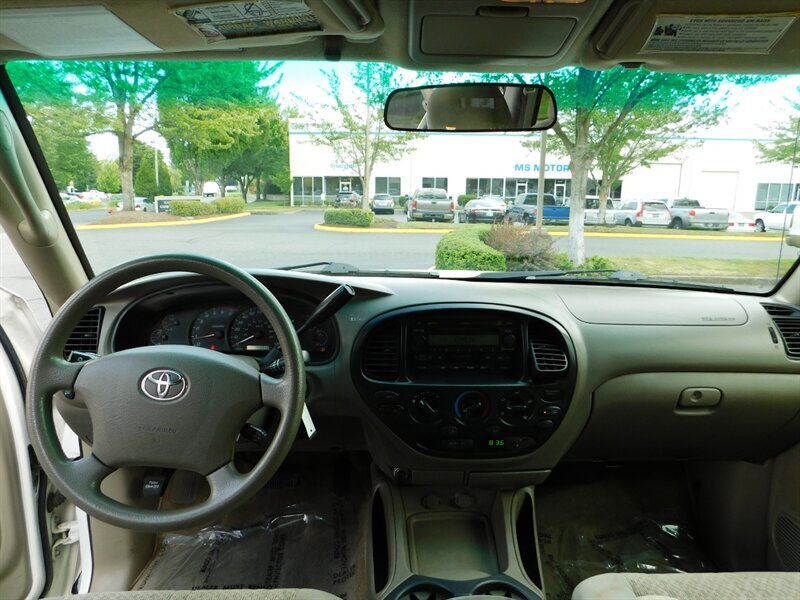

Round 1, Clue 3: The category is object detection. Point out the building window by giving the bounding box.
[375,176,401,196]
[465,178,504,197]
[292,176,324,205]
[422,177,448,190]
[755,183,798,210]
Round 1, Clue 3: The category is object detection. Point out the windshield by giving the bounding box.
[6,61,800,292]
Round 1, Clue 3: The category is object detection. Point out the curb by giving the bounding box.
[314,224,455,234]
[313,223,779,241]
[76,212,251,231]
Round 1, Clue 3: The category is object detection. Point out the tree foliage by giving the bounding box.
[513,67,765,264]
[7,62,97,190]
[96,160,121,193]
[303,63,419,208]
[134,145,172,199]
[756,93,800,165]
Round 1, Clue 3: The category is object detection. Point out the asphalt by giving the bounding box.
[2,208,797,327]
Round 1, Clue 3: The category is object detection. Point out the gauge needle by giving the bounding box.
[237,334,255,345]
[194,333,219,340]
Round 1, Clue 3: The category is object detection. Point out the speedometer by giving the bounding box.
[229,307,277,352]
[190,306,236,350]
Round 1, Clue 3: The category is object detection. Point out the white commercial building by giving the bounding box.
[289,127,800,213]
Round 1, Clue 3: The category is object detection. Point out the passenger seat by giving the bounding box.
[571,571,800,600]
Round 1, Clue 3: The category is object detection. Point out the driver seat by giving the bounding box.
[47,590,339,599]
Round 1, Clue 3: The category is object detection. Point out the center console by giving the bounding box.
[353,305,576,458]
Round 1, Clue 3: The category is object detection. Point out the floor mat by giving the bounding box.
[134,454,371,599]
[535,464,713,600]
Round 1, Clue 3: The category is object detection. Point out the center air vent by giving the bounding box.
[64,307,104,361]
[362,323,400,381]
[531,342,568,372]
[762,303,800,358]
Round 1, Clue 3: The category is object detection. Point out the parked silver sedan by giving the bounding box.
[614,200,671,228]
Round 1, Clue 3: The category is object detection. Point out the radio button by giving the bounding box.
[441,438,475,451]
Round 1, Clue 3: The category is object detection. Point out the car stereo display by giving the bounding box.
[408,312,522,380]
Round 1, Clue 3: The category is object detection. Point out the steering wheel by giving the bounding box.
[26,255,305,532]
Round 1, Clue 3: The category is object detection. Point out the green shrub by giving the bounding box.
[323,208,374,227]
[583,255,617,271]
[435,227,506,271]
[213,197,246,214]
[169,200,217,217]
[457,194,478,207]
[398,195,409,208]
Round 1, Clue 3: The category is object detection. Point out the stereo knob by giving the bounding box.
[502,333,517,346]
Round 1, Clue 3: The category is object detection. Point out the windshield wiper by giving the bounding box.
[277,262,439,278]
[472,269,642,280]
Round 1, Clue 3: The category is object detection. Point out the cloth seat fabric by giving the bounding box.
[47,590,339,600]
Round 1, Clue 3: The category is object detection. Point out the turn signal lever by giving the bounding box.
[259,283,355,373]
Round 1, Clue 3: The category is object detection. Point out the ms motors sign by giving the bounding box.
[513,162,571,175]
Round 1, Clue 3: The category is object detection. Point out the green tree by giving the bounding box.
[134,145,172,199]
[96,159,121,193]
[515,67,763,264]
[7,62,97,191]
[61,62,168,210]
[304,63,419,209]
[157,62,282,196]
[756,93,800,165]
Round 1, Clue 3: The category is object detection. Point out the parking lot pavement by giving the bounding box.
[1,210,795,323]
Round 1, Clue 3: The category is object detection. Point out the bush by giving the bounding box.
[484,224,564,272]
[213,197,246,214]
[397,195,409,208]
[583,255,617,271]
[323,208,374,227]
[169,200,218,217]
[457,194,478,207]
[435,227,506,271]
[65,201,102,211]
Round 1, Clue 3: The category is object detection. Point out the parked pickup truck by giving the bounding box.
[407,187,455,222]
[663,198,729,230]
[508,192,567,224]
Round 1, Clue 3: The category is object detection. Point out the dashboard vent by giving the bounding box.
[762,303,800,358]
[64,307,104,361]
[531,342,568,372]
[362,323,400,381]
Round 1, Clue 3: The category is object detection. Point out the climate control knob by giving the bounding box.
[454,391,490,425]
[499,391,536,426]
[410,391,443,423]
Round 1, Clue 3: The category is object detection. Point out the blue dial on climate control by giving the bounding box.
[454,391,490,424]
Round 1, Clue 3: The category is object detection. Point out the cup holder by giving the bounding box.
[397,583,455,600]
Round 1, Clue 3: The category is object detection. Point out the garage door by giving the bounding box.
[696,171,738,210]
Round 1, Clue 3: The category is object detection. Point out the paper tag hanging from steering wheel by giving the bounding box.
[302,403,316,439]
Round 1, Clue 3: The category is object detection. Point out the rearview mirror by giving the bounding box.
[384,83,557,132]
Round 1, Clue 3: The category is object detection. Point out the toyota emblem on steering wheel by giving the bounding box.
[141,369,188,401]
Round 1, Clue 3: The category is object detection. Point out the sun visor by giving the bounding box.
[0,5,161,58]
[409,0,613,68]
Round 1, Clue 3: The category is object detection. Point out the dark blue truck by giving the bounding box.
[508,192,569,224]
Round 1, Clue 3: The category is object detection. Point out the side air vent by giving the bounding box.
[531,342,568,372]
[762,303,800,358]
[64,307,104,361]
[362,323,400,381]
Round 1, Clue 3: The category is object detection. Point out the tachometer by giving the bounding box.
[149,313,181,345]
[190,306,236,350]
[229,307,277,352]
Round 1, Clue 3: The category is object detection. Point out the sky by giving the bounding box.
[87,62,800,163]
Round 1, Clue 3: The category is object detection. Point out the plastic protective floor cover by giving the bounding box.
[133,456,371,599]
[535,465,713,600]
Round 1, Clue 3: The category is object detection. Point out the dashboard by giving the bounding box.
[64,270,800,484]
[113,284,338,364]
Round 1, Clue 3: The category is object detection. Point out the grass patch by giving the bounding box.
[65,202,104,211]
[544,225,783,238]
[88,212,183,225]
[613,256,794,279]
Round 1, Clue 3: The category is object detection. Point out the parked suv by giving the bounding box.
[333,190,361,208]
[407,188,454,222]
[370,193,395,214]
[507,192,565,224]
[753,202,799,232]
[614,200,671,227]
